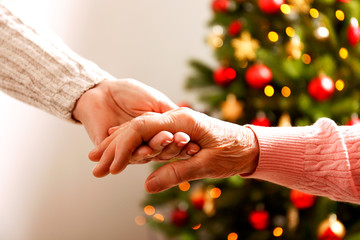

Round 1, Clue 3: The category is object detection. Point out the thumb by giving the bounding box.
[157,95,178,113]
[145,157,206,193]
[81,121,108,146]
[83,116,114,146]
[160,100,178,113]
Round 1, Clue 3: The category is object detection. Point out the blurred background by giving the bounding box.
[0,0,212,239]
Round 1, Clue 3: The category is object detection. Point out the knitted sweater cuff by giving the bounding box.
[242,125,311,189]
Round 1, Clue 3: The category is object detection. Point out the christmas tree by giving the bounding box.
[141,0,360,239]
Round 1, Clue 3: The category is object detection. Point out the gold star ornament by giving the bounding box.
[288,0,313,13]
[232,31,260,62]
[221,94,244,122]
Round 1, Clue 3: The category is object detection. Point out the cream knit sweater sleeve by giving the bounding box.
[0,3,115,121]
[246,118,360,204]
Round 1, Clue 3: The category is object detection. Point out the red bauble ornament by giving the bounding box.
[245,64,272,89]
[214,67,237,86]
[319,228,343,240]
[347,18,360,47]
[251,116,271,127]
[347,118,360,125]
[171,209,189,227]
[258,0,284,14]
[228,20,243,36]
[212,0,230,12]
[318,215,346,240]
[308,76,335,101]
[191,196,205,210]
[338,0,350,3]
[290,189,316,209]
[249,210,269,230]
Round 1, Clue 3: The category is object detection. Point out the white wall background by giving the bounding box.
[0,0,212,239]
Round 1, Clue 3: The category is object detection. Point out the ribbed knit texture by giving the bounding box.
[246,118,360,204]
[0,3,115,121]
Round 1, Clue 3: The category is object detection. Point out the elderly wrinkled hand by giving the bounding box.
[89,107,259,193]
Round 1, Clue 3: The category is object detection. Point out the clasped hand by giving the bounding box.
[89,108,259,194]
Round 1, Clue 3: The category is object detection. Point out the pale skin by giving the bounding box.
[72,78,200,169]
[89,107,260,193]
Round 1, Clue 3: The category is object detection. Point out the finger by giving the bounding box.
[108,126,120,135]
[144,156,207,193]
[108,127,144,174]
[92,141,117,177]
[129,145,153,164]
[147,131,174,153]
[129,131,173,163]
[175,142,201,160]
[149,141,199,162]
[88,122,131,161]
[156,132,190,160]
[109,140,131,175]
[88,132,118,162]
[105,109,198,172]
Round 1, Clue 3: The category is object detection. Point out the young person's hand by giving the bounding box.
[72,78,178,146]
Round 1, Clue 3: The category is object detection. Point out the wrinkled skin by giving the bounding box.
[89,107,259,193]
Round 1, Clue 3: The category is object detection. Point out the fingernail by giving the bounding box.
[187,149,198,155]
[161,140,173,147]
[177,141,188,148]
[144,153,154,159]
[146,177,161,193]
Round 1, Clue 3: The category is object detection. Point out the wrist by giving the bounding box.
[239,126,259,175]
[72,84,100,123]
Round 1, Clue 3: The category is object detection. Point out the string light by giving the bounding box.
[268,31,279,42]
[228,232,238,240]
[210,187,222,199]
[209,36,224,48]
[280,4,291,15]
[286,27,295,37]
[264,85,275,97]
[273,227,284,237]
[153,213,165,222]
[335,79,345,91]
[144,205,156,216]
[281,86,291,97]
[302,54,312,64]
[310,8,319,18]
[192,224,201,230]
[339,48,349,59]
[179,182,191,192]
[212,25,224,35]
[335,10,345,21]
[315,27,329,39]
[135,216,146,226]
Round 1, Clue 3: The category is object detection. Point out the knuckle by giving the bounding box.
[173,107,198,125]
[130,116,147,132]
[141,112,156,117]
[168,163,184,184]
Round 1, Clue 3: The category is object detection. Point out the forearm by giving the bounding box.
[0,3,115,121]
[245,118,360,204]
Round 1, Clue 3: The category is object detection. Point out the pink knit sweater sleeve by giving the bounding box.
[245,118,360,204]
